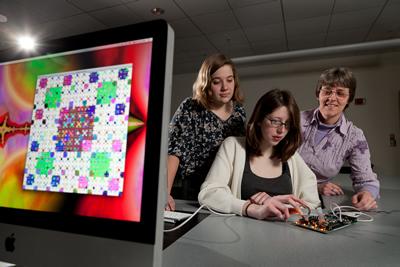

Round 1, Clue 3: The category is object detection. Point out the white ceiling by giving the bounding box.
[1,0,400,74]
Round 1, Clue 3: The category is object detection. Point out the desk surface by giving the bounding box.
[163,175,400,267]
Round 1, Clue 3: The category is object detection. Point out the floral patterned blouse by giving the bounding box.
[168,97,246,181]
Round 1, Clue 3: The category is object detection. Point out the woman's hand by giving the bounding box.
[165,194,176,211]
[318,182,344,196]
[352,191,377,211]
[249,192,271,205]
[246,194,309,221]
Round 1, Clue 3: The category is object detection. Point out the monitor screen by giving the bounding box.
[0,19,174,267]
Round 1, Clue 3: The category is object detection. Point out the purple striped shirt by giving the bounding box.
[298,109,380,199]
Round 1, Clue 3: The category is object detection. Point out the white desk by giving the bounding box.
[163,176,400,267]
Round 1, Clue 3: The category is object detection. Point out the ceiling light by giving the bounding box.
[151,7,164,16]
[0,14,7,23]
[16,35,37,51]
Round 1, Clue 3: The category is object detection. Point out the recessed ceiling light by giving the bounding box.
[0,14,7,23]
[16,35,37,51]
[151,7,164,16]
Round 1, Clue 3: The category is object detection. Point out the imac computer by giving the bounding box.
[0,19,174,266]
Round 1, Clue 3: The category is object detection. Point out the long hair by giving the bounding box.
[246,89,301,162]
[192,53,244,109]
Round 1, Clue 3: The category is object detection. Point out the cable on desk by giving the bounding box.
[330,203,374,222]
[204,205,237,217]
[370,209,400,214]
[163,205,236,233]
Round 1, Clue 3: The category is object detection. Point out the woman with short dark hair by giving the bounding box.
[299,67,380,211]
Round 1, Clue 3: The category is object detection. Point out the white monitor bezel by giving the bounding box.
[0,19,174,267]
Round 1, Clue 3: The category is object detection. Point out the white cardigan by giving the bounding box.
[198,137,320,216]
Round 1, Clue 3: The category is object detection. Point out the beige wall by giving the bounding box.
[171,51,400,179]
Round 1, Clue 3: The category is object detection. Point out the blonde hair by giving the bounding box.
[192,53,244,109]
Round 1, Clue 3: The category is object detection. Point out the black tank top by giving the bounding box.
[241,154,293,200]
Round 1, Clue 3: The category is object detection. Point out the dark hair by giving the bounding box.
[192,53,244,109]
[315,67,356,109]
[246,89,301,162]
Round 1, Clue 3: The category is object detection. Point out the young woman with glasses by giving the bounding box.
[298,67,380,211]
[198,89,320,220]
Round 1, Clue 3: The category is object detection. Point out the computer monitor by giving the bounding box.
[0,19,174,267]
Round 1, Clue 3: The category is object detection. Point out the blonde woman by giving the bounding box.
[166,54,246,210]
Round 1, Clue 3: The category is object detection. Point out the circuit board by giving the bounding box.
[294,212,357,233]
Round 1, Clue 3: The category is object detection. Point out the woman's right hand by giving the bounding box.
[247,194,308,221]
[318,182,344,196]
[249,192,271,205]
[165,194,176,211]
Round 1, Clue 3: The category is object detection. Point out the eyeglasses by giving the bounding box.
[320,87,349,99]
[267,118,290,129]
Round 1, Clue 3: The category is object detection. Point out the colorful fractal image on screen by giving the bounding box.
[0,39,153,222]
[24,64,132,197]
